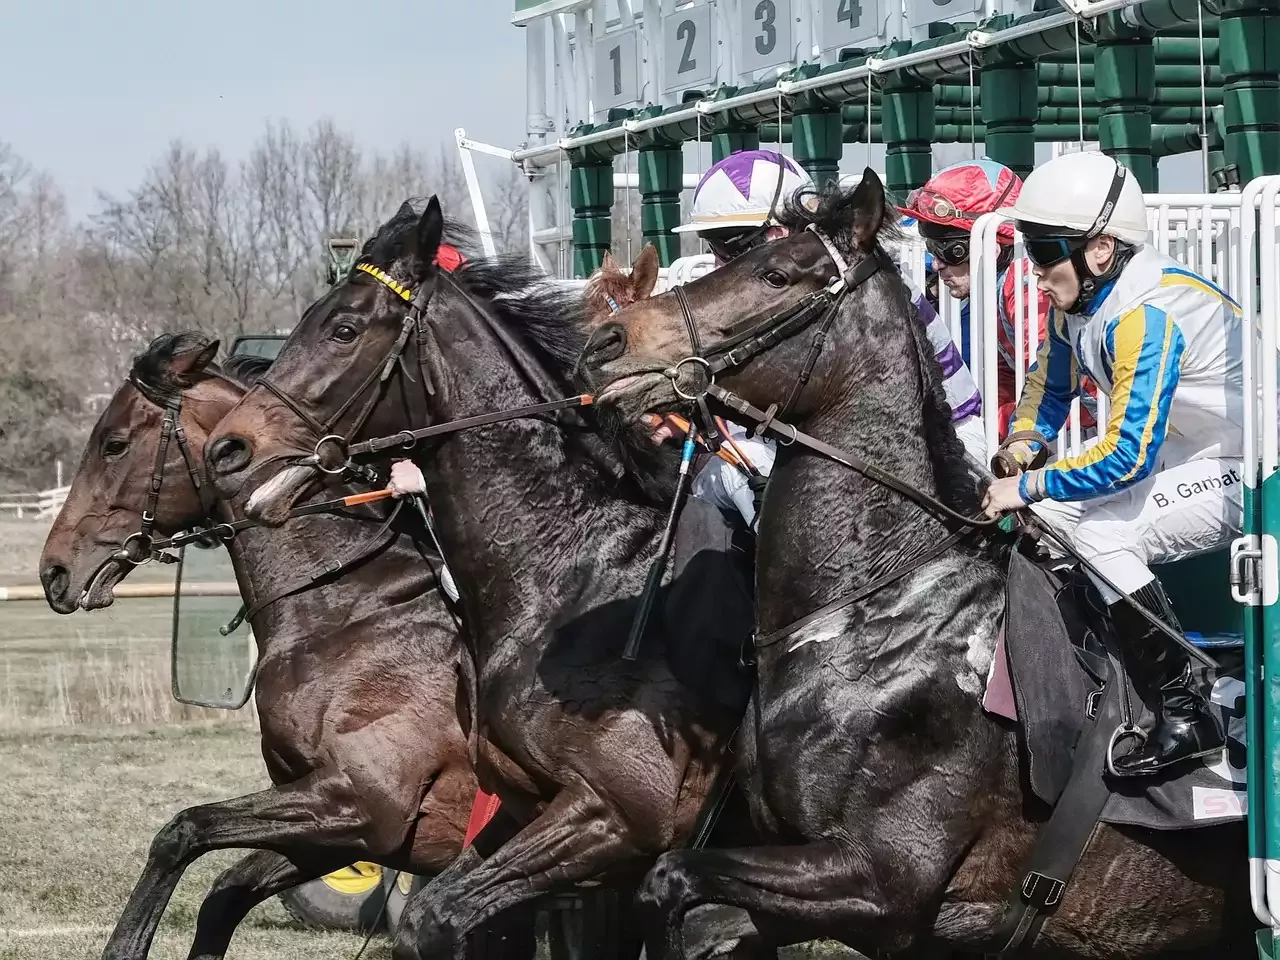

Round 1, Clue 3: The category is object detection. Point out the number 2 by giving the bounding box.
[676,20,698,74]
[754,0,776,55]
[609,45,621,96]
[837,0,862,28]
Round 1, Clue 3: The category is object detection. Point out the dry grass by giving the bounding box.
[0,520,855,959]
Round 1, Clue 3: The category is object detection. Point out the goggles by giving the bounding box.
[924,235,970,267]
[705,225,771,263]
[1022,234,1089,268]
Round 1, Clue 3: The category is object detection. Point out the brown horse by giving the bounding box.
[203,200,761,959]
[37,333,530,960]
[578,170,1253,958]
[584,245,660,324]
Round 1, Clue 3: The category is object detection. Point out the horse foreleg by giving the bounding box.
[185,849,346,960]
[393,785,646,960]
[636,842,901,960]
[101,768,400,960]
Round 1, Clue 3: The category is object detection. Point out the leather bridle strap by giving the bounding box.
[707,382,1002,532]
[339,394,594,459]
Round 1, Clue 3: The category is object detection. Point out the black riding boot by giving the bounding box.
[1108,580,1225,777]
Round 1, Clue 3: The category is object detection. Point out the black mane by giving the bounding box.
[775,178,905,251]
[358,197,478,272]
[221,353,274,387]
[780,178,980,517]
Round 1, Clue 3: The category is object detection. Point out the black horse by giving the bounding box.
[203,199,762,959]
[577,170,1251,958]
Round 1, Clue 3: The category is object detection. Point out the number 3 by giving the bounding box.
[754,0,776,55]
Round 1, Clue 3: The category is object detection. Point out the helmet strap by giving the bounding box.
[1066,238,1135,314]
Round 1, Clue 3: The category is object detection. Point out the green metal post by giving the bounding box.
[881,73,935,196]
[791,93,844,189]
[1095,14,1157,191]
[569,159,612,278]
[1219,0,1280,180]
[711,123,761,163]
[637,145,683,267]
[980,51,1037,177]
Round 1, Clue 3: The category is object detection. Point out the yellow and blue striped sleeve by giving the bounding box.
[1020,304,1184,503]
[1009,309,1078,448]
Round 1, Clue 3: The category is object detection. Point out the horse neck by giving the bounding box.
[215,507,446,658]
[755,352,956,641]
[418,336,659,672]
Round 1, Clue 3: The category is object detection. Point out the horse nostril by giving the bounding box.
[40,563,69,605]
[208,435,253,476]
[584,322,627,367]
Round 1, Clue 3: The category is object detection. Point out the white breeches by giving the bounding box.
[691,433,778,530]
[953,414,989,471]
[1030,441,1245,604]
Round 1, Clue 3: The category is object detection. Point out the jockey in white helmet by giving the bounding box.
[669,150,987,533]
[982,151,1236,776]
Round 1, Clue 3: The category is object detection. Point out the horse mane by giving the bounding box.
[358,197,478,268]
[778,180,981,516]
[220,353,274,387]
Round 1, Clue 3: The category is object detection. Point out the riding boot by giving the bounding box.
[1107,579,1225,777]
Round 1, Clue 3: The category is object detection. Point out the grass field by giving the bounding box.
[0,518,852,959]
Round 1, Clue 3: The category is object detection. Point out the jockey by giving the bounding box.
[385,243,468,603]
[667,150,987,531]
[898,158,1057,441]
[982,151,1234,776]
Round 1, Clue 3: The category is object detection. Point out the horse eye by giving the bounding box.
[331,323,358,343]
[762,270,789,288]
[102,437,129,458]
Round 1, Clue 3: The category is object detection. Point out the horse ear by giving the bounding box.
[630,244,659,299]
[851,166,886,251]
[600,251,618,273]
[171,338,220,376]
[414,196,444,279]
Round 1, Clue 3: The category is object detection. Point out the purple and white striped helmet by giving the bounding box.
[673,150,812,234]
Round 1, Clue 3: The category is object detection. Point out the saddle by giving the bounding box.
[982,541,1246,955]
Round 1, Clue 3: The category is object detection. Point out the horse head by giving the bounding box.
[38,333,243,612]
[578,168,903,427]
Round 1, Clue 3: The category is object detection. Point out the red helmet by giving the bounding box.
[898,158,1022,246]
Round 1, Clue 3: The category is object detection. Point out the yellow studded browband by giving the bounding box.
[355,261,413,302]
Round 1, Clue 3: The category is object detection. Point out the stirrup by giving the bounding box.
[1105,723,1147,778]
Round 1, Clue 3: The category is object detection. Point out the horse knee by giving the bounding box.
[638,851,698,916]
[148,809,203,867]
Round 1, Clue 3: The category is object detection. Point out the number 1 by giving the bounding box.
[609,45,621,96]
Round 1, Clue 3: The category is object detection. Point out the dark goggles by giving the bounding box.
[705,225,770,263]
[1022,234,1089,268]
[924,235,970,267]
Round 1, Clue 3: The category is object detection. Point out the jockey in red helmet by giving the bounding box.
[899,158,1097,441]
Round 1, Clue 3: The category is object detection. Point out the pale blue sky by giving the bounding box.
[2,0,529,219]
[2,1,1203,221]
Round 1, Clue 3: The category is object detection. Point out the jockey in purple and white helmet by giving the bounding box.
[673,150,812,266]
[665,152,987,534]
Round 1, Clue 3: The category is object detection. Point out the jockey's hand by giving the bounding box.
[641,413,677,445]
[388,459,426,498]
[982,476,1027,519]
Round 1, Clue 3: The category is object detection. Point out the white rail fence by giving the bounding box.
[0,485,69,520]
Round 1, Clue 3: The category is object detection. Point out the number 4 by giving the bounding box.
[838,0,862,28]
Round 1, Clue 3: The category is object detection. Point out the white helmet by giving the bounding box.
[673,150,812,234]
[1002,152,1148,247]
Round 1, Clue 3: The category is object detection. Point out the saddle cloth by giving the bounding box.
[985,549,1246,830]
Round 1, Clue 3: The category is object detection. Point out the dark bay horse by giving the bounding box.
[37,333,519,960]
[577,171,1251,958]
[203,199,760,958]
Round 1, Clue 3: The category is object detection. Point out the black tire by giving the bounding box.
[278,861,388,932]
[382,869,424,936]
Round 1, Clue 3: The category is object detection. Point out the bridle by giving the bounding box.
[664,223,885,444]
[255,261,440,479]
